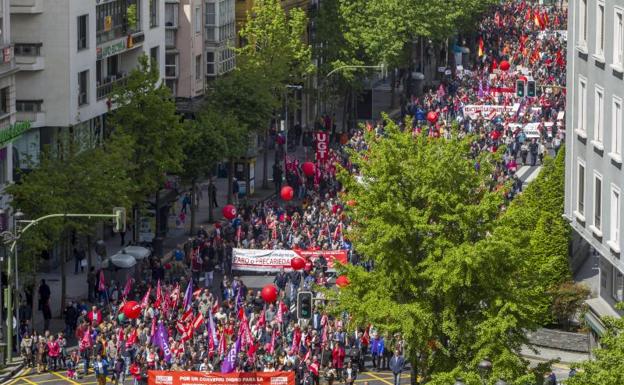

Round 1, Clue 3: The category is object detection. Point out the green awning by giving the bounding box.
[584,311,606,337]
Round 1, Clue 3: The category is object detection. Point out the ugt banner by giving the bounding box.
[148,370,295,385]
[232,248,348,272]
[315,131,329,161]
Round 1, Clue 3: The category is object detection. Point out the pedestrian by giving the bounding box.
[232,178,240,205]
[273,163,283,195]
[42,300,52,332]
[20,332,33,368]
[389,350,405,385]
[38,279,50,312]
[209,181,218,208]
[94,354,109,385]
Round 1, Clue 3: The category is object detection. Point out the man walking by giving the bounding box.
[389,349,405,385]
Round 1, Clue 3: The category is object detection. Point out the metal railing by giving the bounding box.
[96,75,128,100]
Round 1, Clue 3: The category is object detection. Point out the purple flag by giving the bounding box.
[478,80,484,99]
[221,336,241,373]
[183,280,193,311]
[152,323,172,362]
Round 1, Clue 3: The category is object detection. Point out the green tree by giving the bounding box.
[237,0,314,188]
[109,55,185,246]
[8,134,132,311]
[332,120,553,384]
[567,309,624,385]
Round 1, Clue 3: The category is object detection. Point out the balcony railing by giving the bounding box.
[97,74,128,101]
[166,30,176,48]
[97,23,142,46]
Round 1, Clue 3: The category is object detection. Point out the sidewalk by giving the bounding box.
[30,145,307,334]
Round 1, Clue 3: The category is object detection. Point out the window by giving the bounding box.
[0,88,9,115]
[594,173,602,231]
[615,9,624,67]
[150,46,159,67]
[78,70,89,106]
[578,161,586,215]
[579,0,588,46]
[578,77,587,133]
[205,2,215,42]
[611,186,621,247]
[195,55,201,80]
[195,7,201,34]
[206,51,215,75]
[595,86,604,143]
[613,266,624,301]
[150,0,159,28]
[597,2,605,56]
[78,14,88,50]
[165,53,177,77]
[613,97,622,157]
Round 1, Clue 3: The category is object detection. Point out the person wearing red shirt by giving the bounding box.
[87,306,103,325]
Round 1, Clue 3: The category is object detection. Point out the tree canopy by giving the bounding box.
[332,121,566,384]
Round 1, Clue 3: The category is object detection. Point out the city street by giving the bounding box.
[3,367,413,385]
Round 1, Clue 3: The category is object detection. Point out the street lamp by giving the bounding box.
[477,357,493,385]
[0,208,23,361]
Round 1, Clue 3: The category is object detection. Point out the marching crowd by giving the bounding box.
[17,2,567,385]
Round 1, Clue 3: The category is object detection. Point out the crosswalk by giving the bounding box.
[516,165,543,189]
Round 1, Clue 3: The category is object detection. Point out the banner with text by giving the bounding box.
[315,131,329,161]
[148,371,295,385]
[462,104,520,119]
[232,248,348,272]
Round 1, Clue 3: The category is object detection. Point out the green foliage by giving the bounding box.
[237,0,314,88]
[337,0,497,66]
[567,312,624,385]
[7,134,132,278]
[332,119,554,383]
[108,54,186,203]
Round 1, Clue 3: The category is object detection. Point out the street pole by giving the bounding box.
[5,238,10,361]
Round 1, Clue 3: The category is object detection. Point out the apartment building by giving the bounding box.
[10,0,165,166]
[164,0,235,114]
[565,0,624,337]
[0,0,19,218]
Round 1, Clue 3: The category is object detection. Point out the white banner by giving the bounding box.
[232,248,348,272]
[462,104,520,119]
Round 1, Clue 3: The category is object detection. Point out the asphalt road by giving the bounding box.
[3,367,412,385]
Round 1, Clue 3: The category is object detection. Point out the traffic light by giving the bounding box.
[527,80,536,97]
[297,291,313,320]
[516,80,525,97]
[113,207,126,233]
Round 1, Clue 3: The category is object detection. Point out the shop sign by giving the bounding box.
[97,38,127,60]
[0,121,31,147]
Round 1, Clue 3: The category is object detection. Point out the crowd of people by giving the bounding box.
[17,2,567,385]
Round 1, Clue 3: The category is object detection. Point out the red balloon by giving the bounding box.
[261,284,278,303]
[302,162,316,177]
[336,275,350,288]
[290,256,306,270]
[499,60,510,71]
[280,186,294,201]
[426,111,438,124]
[123,301,142,319]
[222,204,237,220]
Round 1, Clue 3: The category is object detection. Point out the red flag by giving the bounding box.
[212,300,220,315]
[126,329,137,348]
[151,317,156,337]
[170,284,180,305]
[98,270,106,292]
[526,8,532,22]
[269,329,276,354]
[140,287,151,309]
[542,11,549,28]
[276,301,284,324]
[257,309,266,328]
[122,278,133,299]
[181,308,194,324]
[193,288,202,299]
[556,51,565,67]
[192,313,204,331]
[478,37,484,57]
[154,280,163,309]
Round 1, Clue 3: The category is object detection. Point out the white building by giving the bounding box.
[565,0,624,341]
[10,0,165,167]
[164,0,235,115]
[0,0,19,219]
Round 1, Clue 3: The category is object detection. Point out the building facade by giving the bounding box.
[164,0,235,114]
[565,0,624,335]
[0,0,19,216]
[10,0,165,167]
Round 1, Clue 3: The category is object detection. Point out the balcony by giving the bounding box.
[16,100,45,127]
[10,0,43,13]
[165,65,178,79]
[14,43,43,71]
[97,74,128,101]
